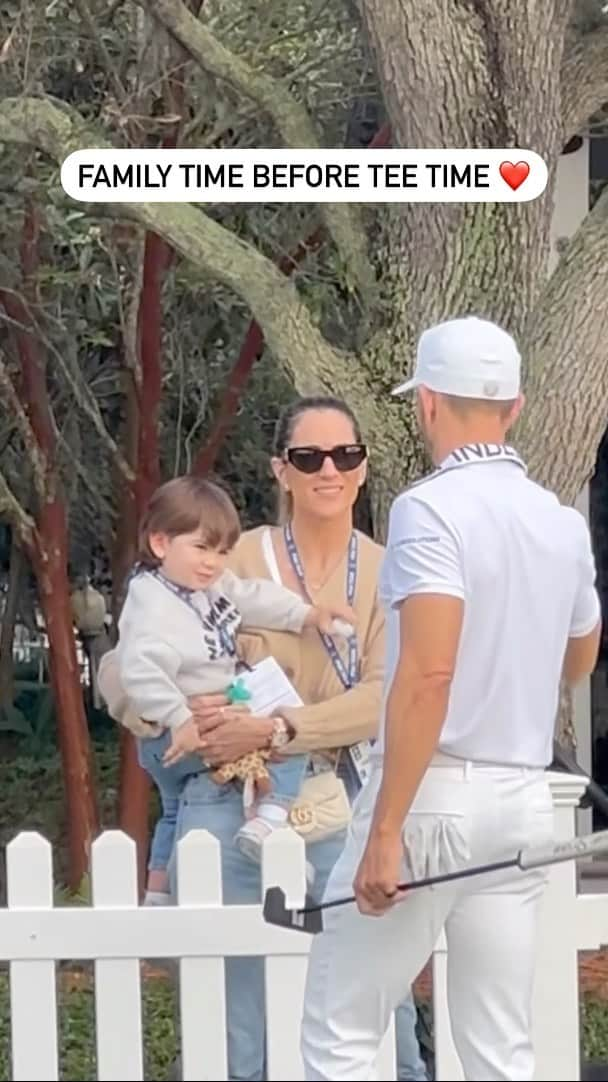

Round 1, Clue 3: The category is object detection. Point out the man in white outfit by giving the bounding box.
[300,316,602,1081]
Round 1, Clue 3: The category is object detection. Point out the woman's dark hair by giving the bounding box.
[272,395,363,456]
[272,395,368,526]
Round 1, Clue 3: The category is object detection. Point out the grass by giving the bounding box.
[0,974,604,1080]
[0,968,178,1081]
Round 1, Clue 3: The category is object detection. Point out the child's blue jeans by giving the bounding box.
[137,733,202,871]
[137,730,308,871]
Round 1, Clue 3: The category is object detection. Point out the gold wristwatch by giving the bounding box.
[270,715,293,750]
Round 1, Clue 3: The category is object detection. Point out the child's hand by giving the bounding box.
[162,716,202,766]
[305,604,356,637]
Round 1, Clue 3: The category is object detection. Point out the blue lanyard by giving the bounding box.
[283,524,359,690]
[133,565,237,658]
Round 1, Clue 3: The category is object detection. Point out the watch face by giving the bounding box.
[272,719,289,748]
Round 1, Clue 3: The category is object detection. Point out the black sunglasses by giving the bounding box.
[285,443,367,474]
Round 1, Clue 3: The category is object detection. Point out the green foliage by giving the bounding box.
[0,0,380,581]
[0,682,56,757]
[582,997,608,1062]
[0,741,120,897]
[0,970,178,1081]
[54,873,92,907]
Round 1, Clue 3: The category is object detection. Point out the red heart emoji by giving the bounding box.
[499,160,530,191]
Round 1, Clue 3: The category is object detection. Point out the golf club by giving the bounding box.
[263,828,608,934]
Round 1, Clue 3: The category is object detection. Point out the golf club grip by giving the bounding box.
[518,828,608,869]
[303,856,518,913]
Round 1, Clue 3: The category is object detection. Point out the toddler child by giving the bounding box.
[114,474,354,904]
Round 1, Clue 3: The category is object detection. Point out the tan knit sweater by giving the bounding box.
[98,525,386,759]
[222,525,385,756]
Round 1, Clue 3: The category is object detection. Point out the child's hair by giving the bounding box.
[137,476,241,568]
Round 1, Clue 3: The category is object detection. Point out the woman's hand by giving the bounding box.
[195,711,275,767]
[187,691,232,726]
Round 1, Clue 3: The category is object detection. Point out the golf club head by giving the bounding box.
[263,886,324,934]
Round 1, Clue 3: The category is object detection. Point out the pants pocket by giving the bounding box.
[402,775,472,882]
[525,781,556,849]
[403,814,472,881]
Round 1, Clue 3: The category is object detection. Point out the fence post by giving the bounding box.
[532,770,588,1081]
[7,832,59,1082]
[177,828,227,1082]
[263,829,309,1081]
[92,830,143,1081]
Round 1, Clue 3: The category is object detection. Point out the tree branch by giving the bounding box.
[0,349,47,501]
[561,24,608,139]
[74,0,126,102]
[45,330,136,485]
[0,96,376,425]
[138,0,373,298]
[0,467,35,548]
[0,293,136,485]
[516,184,608,504]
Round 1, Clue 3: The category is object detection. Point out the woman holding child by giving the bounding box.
[99,395,427,1082]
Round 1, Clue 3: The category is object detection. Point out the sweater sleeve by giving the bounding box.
[97,648,162,738]
[280,594,385,754]
[218,568,312,633]
[116,631,192,731]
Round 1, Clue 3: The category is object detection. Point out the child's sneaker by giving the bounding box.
[235,807,315,886]
[234,814,277,863]
[143,890,172,906]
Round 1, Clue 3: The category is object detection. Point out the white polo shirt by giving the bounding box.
[377,444,601,768]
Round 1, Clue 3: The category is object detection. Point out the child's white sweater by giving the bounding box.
[116,567,312,732]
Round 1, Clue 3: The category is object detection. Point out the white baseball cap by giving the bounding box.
[392,316,521,400]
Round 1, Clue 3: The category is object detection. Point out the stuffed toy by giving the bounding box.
[210,677,272,809]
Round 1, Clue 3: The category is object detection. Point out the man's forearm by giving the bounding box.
[369,677,451,838]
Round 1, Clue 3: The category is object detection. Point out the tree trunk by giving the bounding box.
[193,227,326,476]
[31,500,99,888]
[115,23,209,890]
[0,201,100,885]
[116,230,169,897]
[356,0,604,743]
[0,532,23,704]
[110,365,139,630]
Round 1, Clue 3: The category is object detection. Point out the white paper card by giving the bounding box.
[235,656,304,716]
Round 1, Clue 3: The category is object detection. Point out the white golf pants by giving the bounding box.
[300,753,555,1081]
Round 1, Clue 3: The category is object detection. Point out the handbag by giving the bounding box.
[287,767,352,843]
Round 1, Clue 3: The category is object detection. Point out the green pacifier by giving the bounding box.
[226,677,252,704]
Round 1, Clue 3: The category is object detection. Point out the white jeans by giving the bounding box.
[300,753,555,1082]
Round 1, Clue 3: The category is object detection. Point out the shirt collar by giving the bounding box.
[437,443,527,474]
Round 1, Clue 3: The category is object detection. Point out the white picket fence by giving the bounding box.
[1,770,606,1081]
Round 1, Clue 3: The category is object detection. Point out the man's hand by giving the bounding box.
[353,829,407,916]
